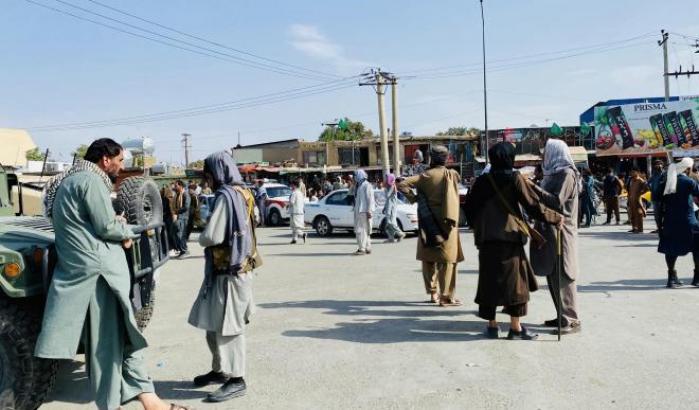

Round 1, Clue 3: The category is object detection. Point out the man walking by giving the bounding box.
[627,168,650,233]
[174,180,191,256]
[649,160,665,234]
[383,173,405,243]
[288,180,307,244]
[255,180,268,227]
[603,167,623,225]
[36,138,184,410]
[185,182,199,242]
[352,169,375,255]
[189,151,261,403]
[398,145,464,306]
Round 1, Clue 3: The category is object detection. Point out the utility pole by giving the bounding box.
[659,30,670,102]
[181,133,191,167]
[390,75,400,175]
[360,68,391,176]
[666,65,699,78]
[480,0,489,164]
[237,130,241,147]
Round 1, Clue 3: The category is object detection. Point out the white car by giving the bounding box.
[261,183,292,226]
[304,188,418,237]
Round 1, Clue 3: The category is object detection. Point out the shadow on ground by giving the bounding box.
[579,278,672,293]
[45,360,91,405]
[259,300,496,343]
[46,360,209,404]
[578,231,657,242]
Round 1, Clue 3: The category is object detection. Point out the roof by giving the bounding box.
[569,146,589,162]
[578,96,684,124]
[234,138,302,149]
[0,128,37,168]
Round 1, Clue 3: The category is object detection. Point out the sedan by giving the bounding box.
[304,188,418,237]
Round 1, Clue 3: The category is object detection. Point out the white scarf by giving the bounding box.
[663,157,694,196]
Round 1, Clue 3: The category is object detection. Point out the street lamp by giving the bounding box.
[479,0,489,164]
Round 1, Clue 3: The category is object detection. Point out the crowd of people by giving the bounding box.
[34,135,699,409]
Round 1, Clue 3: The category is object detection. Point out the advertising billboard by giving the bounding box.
[594,97,699,157]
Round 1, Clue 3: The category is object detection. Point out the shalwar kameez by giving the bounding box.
[35,160,153,410]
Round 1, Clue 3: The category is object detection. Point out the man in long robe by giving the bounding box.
[464,143,563,339]
[288,180,306,244]
[627,168,649,233]
[397,145,464,306]
[36,138,181,410]
[352,169,375,255]
[189,151,260,403]
[531,139,582,336]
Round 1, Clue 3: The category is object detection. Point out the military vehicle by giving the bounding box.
[0,166,169,410]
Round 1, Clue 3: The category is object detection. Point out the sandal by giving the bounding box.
[428,292,440,303]
[439,297,463,307]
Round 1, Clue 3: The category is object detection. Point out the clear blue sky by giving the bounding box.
[2,0,698,164]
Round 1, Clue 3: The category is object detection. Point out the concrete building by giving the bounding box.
[0,128,37,168]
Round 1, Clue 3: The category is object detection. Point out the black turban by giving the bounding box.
[488,143,515,172]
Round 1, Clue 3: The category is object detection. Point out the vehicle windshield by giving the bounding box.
[267,186,291,198]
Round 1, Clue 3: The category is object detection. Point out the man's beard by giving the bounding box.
[108,173,118,184]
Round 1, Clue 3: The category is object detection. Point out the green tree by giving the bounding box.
[318,118,374,141]
[72,144,89,159]
[437,126,468,136]
[25,147,46,161]
[436,126,481,137]
[188,159,205,169]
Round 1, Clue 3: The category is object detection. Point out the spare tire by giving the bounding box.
[116,177,163,226]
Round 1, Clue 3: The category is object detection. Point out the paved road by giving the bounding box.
[44,218,699,409]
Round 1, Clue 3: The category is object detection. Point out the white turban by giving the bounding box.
[664,157,694,196]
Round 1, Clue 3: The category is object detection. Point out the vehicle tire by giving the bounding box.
[135,286,155,332]
[268,209,281,226]
[116,177,163,226]
[313,216,333,237]
[0,298,58,410]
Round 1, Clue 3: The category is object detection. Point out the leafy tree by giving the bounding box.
[26,147,46,161]
[72,144,89,159]
[437,126,467,136]
[188,159,205,169]
[437,126,481,136]
[319,118,374,141]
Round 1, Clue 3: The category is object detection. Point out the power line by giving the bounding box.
[399,32,657,76]
[84,0,340,80]
[28,79,359,131]
[25,0,332,81]
[408,40,652,80]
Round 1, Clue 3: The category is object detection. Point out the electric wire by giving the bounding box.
[28,81,359,131]
[84,0,340,80]
[25,0,333,81]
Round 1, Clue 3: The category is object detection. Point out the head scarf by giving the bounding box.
[488,142,515,172]
[664,157,694,196]
[430,145,449,166]
[354,169,368,186]
[203,151,243,189]
[542,139,576,176]
[202,151,252,295]
[385,173,396,187]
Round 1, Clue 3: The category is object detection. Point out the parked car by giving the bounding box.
[196,191,260,229]
[304,188,418,237]
[262,183,292,226]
